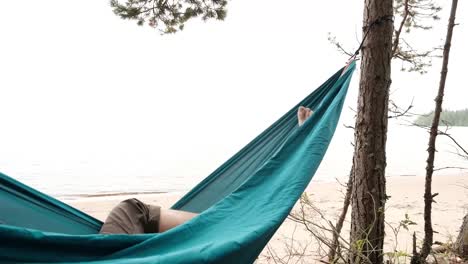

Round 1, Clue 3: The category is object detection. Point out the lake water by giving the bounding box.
[2,120,467,199]
[319,121,468,179]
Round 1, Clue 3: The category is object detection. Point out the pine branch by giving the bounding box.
[110,0,227,34]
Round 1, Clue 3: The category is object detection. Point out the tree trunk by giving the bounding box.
[417,0,459,261]
[349,0,393,263]
[328,166,353,262]
[455,213,468,259]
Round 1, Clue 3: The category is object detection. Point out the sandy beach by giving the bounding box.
[69,174,468,263]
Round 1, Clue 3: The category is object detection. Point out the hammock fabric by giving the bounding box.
[0,62,356,263]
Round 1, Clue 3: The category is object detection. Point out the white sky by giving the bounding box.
[0,0,467,189]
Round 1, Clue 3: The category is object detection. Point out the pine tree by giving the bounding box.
[349,1,393,263]
[110,0,227,34]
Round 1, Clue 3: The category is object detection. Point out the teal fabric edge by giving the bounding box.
[0,172,103,232]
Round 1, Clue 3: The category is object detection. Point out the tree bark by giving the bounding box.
[455,213,468,259]
[349,0,393,263]
[417,0,459,261]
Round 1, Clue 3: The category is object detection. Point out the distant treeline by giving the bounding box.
[414,109,468,127]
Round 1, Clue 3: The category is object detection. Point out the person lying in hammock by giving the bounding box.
[100,106,314,235]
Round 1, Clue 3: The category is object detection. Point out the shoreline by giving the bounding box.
[59,190,169,200]
[60,173,467,201]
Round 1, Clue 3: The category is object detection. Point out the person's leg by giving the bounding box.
[158,208,198,232]
[100,199,198,234]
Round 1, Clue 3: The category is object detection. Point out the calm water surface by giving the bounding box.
[3,122,467,198]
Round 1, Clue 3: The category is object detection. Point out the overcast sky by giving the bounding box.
[0,0,466,189]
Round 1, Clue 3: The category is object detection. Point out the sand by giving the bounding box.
[68,174,468,263]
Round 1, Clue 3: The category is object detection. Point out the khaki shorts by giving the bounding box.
[99,198,161,234]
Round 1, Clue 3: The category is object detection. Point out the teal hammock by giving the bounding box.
[0,62,355,263]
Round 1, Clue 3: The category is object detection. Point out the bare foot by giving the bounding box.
[297,106,313,126]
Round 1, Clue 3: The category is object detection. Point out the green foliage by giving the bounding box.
[328,0,442,74]
[400,213,417,231]
[393,0,442,74]
[110,0,228,34]
[394,0,441,32]
[414,109,468,127]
